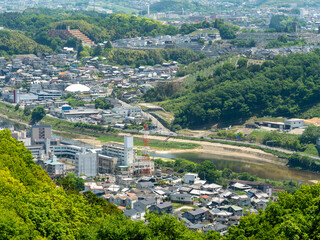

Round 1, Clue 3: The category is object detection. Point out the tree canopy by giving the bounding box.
[31,106,46,124]
[144,50,320,128]
[0,30,51,56]
[226,183,320,239]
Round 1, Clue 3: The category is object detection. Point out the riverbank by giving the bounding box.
[0,102,311,168]
[117,133,285,165]
[0,107,284,165]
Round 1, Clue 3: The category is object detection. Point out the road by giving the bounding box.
[118,100,320,161]
[118,99,175,136]
[3,99,319,161]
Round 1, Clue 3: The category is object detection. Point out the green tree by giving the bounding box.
[14,104,20,111]
[237,58,248,68]
[299,125,320,144]
[105,40,112,49]
[30,105,46,124]
[93,44,102,56]
[222,168,233,179]
[77,41,84,59]
[23,106,31,116]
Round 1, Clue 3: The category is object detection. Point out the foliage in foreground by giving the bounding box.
[0,129,220,239]
[226,183,320,239]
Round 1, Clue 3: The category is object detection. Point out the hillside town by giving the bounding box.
[5,120,274,236]
[2,0,320,238]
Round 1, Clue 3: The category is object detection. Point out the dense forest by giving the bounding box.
[144,50,320,128]
[0,10,178,52]
[0,9,238,55]
[268,14,306,32]
[0,30,51,56]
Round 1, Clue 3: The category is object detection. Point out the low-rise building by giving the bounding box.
[182,208,209,224]
[149,202,173,214]
[170,193,194,204]
[184,173,199,184]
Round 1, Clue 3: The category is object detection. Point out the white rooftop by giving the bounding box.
[65,84,90,93]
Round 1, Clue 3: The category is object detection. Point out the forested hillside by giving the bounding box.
[226,183,320,239]
[144,50,320,128]
[0,30,51,55]
[0,129,220,239]
[105,48,206,67]
[0,10,178,52]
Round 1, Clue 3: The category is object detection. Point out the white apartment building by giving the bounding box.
[112,106,142,117]
[75,151,98,177]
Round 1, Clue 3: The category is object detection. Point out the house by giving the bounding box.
[214,210,233,224]
[208,197,229,207]
[138,176,156,183]
[136,182,154,190]
[170,193,194,204]
[84,182,105,196]
[133,198,157,210]
[220,190,233,199]
[252,198,268,210]
[199,195,212,206]
[229,180,272,193]
[230,182,251,191]
[284,119,304,129]
[123,208,145,221]
[219,205,243,216]
[246,189,269,199]
[202,183,222,191]
[179,186,192,193]
[213,223,228,233]
[104,193,138,208]
[182,208,209,224]
[184,173,198,184]
[149,202,173,214]
[231,195,251,207]
[188,224,205,232]
[228,215,241,226]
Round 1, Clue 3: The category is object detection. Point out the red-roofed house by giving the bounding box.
[200,195,212,206]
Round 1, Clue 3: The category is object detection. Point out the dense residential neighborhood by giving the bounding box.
[2,0,320,239]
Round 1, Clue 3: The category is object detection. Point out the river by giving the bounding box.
[151,152,320,182]
[1,117,320,182]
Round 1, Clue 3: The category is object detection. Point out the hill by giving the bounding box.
[0,10,179,52]
[0,129,219,239]
[0,30,51,55]
[226,183,320,239]
[143,50,320,129]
